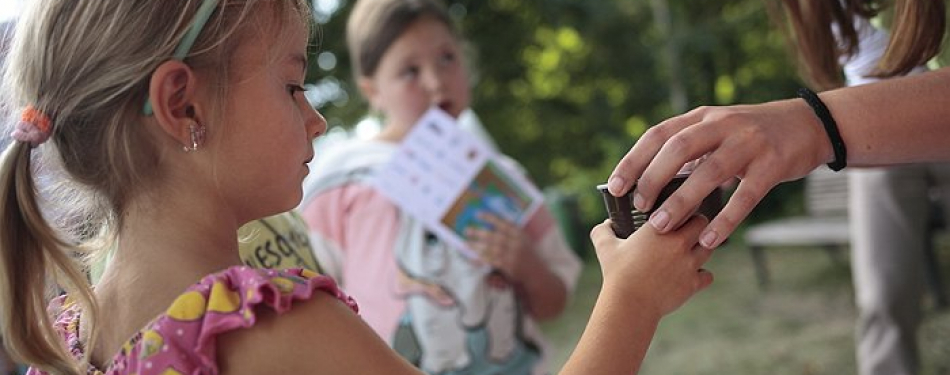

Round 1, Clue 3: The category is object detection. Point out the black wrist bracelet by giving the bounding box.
[797,87,847,171]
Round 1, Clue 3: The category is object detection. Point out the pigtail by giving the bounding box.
[0,1,312,373]
[0,140,95,375]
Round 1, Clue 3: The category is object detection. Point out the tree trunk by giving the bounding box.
[649,0,688,113]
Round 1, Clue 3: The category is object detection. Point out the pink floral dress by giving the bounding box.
[27,266,357,375]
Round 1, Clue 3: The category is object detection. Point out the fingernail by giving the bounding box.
[633,192,646,211]
[607,176,625,195]
[649,210,670,231]
[700,230,719,248]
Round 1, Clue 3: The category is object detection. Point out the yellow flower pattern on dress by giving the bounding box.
[300,268,319,279]
[208,281,241,314]
[25,267,355,375]
[165,291,207,322]
[271,277,296,294]
[139,330,164,359]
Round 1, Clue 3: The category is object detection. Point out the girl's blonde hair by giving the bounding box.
[0,1,311,374]
[769,0,946,90]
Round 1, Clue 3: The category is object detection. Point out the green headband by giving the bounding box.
[143,0,221,115]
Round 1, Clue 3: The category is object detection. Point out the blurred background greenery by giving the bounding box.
[298,4,950,370]
[1,0,946,373]
[302,0,860,257]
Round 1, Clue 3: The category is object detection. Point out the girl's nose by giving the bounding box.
[303,101,327,140]
[422,67,446,95]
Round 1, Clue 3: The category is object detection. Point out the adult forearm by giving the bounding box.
[825,67,950,167]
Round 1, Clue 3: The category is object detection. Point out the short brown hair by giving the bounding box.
[346,0,459,78]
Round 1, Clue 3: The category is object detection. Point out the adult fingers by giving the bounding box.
[698,176,772,248]
[645,142,753,233]
[634,118,728,216]
[607,108,709,197]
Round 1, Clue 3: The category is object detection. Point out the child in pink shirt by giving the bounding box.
[300,1,579,373]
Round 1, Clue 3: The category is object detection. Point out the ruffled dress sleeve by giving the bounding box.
[125,266,357,375]
[30,266,357,375]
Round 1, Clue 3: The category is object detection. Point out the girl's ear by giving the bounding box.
[357,77,381,112]
[147,60,200,148]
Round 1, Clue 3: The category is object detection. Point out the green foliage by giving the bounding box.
[308,0,807,243]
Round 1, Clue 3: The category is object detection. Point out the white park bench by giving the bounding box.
[744,167,947,307]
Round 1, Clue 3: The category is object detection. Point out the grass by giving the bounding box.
[540,238,950,375]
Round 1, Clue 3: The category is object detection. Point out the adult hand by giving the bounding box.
[607,99,834,248]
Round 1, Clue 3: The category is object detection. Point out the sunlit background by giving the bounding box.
[0,0,814,235]
[0,2,948,374]
[0,0,22,22]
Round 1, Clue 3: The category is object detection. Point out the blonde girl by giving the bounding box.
[0,1,714,375]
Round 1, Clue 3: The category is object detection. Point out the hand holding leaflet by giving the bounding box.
[371,108,544,258]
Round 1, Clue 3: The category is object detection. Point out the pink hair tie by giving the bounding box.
[11,105,52,147]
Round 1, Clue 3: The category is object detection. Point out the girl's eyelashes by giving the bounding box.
[287,84,307,96]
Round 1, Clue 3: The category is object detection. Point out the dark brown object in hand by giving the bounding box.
[597,175,723,239]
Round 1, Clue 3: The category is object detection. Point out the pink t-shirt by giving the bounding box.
[27,266,356,375]
[303,183,572,339]
[300,139,581,375]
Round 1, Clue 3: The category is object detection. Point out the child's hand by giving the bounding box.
[590,215,714,318]
[465,212,532,280]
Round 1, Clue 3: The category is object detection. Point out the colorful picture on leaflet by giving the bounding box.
[442,161,532,237]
